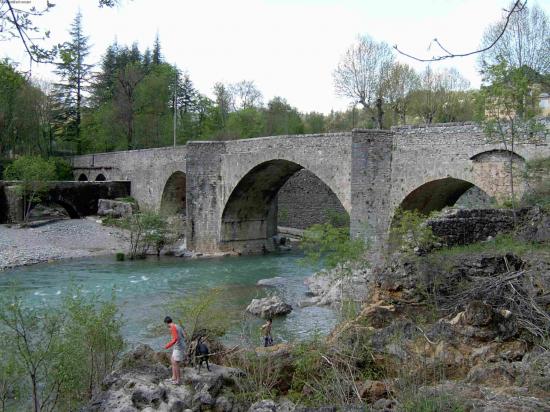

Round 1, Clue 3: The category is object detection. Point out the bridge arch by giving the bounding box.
[95,173,107,181]
[77,173,88,181]
[160,171,187,216]
[395,177,492,217]
[220,159,348,253]
[29,199,80,220]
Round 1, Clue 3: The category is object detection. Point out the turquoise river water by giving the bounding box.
[0,253,337,349]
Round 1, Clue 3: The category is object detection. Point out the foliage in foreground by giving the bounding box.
[0,288,124,412]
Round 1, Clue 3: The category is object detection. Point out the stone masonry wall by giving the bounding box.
[72,146,187,211]
[277,169,348,229]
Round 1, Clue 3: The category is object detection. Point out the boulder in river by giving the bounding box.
[246,296,292,318]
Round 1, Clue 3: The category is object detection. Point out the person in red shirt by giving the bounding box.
[164,316,187,384]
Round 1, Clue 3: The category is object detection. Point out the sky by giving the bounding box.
[2,0,550,113]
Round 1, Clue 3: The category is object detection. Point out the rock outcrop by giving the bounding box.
[84,345,242,412]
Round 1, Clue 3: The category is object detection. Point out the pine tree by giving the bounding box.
[142,48,152,73]
[130,42,141,64]
[178,74,197,114]
[54,11,92,154]
[91,42,118,106]
[152,34,162,65]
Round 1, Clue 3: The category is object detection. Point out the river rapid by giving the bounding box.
[0,252,338,349]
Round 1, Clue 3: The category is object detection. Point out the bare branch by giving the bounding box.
[394,0,527,62]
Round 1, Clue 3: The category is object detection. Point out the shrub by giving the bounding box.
[300,222,365,269]
[388,209,439,255]
[51,157,74,180]
[0,287,124,411]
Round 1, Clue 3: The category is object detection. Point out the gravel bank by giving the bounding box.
[0,219,129,271]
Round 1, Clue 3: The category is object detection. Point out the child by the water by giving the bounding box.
[164,316,186,384]
[260,318,273,347]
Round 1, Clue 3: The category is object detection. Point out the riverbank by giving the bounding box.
[0,218,129,271]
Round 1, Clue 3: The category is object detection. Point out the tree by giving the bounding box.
[229,80,263,110]
[54,11,93,155]
[4,156,56,223]
[479,2,549,74]
[213,82,233,130]
[115,64,145,149]
[152,33,162,65]
[410,67,470,124]
[479,60,544,215]
[333,35,394,128]
[264,97,304,135]
[0,288,123,411]
[383,62,420,125]
[0,296,65,412]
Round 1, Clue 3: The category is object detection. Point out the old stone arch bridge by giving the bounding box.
[72,122,549,254]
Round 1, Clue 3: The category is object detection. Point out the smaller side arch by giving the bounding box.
[160,171,187,216]
[95,173,107,181]
[78,173,88,181]
[470,149,527,202]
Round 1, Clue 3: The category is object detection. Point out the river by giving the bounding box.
[0,252,338,349]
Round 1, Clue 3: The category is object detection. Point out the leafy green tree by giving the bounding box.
[226,107,266,139]
[56,289,124,406]
[54,11,93,155]
[115,63,145,149]
[0,288,123,411]
[122,211,172,258]
[0,295,65,412]
[4,156,56,222]
[0,60,53,157]
[264,97,304,135]
[383,62,420,125]
[303,112,326,133]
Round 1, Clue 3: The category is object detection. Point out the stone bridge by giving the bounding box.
[0,181,130,223]
[71,122,549,254]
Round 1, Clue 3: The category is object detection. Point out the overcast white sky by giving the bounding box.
[3,0,549,113]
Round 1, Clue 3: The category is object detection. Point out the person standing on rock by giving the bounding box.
[164,316,186,384]
[261,318,274,347]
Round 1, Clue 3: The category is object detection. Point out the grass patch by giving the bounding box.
[432,234,548,257]
[400,393,467,412]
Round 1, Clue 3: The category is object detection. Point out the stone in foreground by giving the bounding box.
[246,296,292,318]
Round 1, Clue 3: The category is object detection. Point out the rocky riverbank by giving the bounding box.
[0,219,129,271]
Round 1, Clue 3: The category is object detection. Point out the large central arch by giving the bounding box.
[220,159,347,253]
